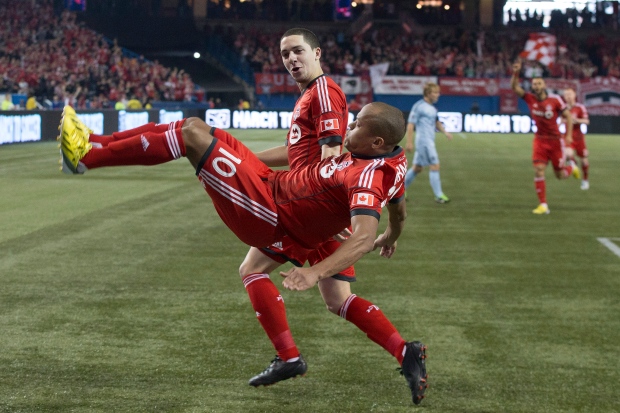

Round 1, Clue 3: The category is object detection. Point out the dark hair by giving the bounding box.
[281,28,320,50]
[365,102,406,146]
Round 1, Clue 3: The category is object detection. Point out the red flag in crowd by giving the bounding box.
[520,33,557,67]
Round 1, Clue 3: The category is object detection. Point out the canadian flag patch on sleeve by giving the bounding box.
[352,193,375,206]
[321,118,339,132]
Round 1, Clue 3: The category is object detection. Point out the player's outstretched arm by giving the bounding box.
[255,145,289,167]
[280,215,379,291]
[373,201,407,258]
[511,60,526,98]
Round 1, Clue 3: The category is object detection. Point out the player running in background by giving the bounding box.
[562,87,590,190]
[511,59,580,215]
[404,83,453,204]
[59,102,428,405]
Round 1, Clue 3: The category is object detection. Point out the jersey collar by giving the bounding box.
[302,74,327,93]
[352,146,404,160]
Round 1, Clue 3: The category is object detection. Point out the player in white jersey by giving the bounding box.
[404,83,453,203]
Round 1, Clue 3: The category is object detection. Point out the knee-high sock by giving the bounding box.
[339,294,406,364]
[81,125,185,169]
[89,121,185,146]
[405,168,417,189]
[562,163,575,178]
[429,170,444,197]
[535,176,546,204]
[242,273,299,361]
[582,160,589,180]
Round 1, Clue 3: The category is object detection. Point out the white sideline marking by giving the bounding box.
[597,238,620,258]
[458,133,467,139]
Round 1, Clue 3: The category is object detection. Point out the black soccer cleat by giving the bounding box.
[249,355,307,387]
[400,341,428,405]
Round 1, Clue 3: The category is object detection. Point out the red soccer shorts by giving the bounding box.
[532,137,565,171]
[260,236,356,281]
[571,138,588,158]
[196,134,285,248]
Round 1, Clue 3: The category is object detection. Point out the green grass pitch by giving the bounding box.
[1,132,619,412]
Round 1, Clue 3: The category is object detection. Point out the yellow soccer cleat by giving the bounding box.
[532,203,550,215]
[62,105,94,135]
[59,112,91,174]
[567,159,581,180]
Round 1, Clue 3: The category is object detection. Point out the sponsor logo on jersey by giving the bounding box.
[336,160,352,170]
[321,118,339,132]
[353,193,375,206]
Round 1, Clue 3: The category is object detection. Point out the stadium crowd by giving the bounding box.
[223,24,614,80]
[0,0,200,109]
[2,0,619,111]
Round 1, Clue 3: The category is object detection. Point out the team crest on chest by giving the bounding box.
[544,104,554,119]
[289,123,302,145]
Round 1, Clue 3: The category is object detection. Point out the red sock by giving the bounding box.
[562,164,573,178]
[90,121,185,147]
[535,177,546,204]
[582,161,589,180]
[81,127,185,169]
[339,294,406,364]
[242,274,299,361]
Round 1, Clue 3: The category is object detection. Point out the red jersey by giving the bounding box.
[567,103,588,141]
[287,75,348,171]
[269,148,407,249]
[522,92,566,139]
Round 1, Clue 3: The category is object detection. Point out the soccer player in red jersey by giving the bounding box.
[511,59,580,215]
[236,27,423,397]
[562,87,590,190]
[59,101,429,405]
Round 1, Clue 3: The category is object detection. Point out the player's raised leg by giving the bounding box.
[58,108,189,174]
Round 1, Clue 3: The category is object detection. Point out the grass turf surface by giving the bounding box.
[1,132,619,412]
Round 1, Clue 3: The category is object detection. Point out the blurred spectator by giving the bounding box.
[127,94,143,109]
[237,99,250,110]
[1,94,15,110]
[115,93,127,110]
[26,91,42,110]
